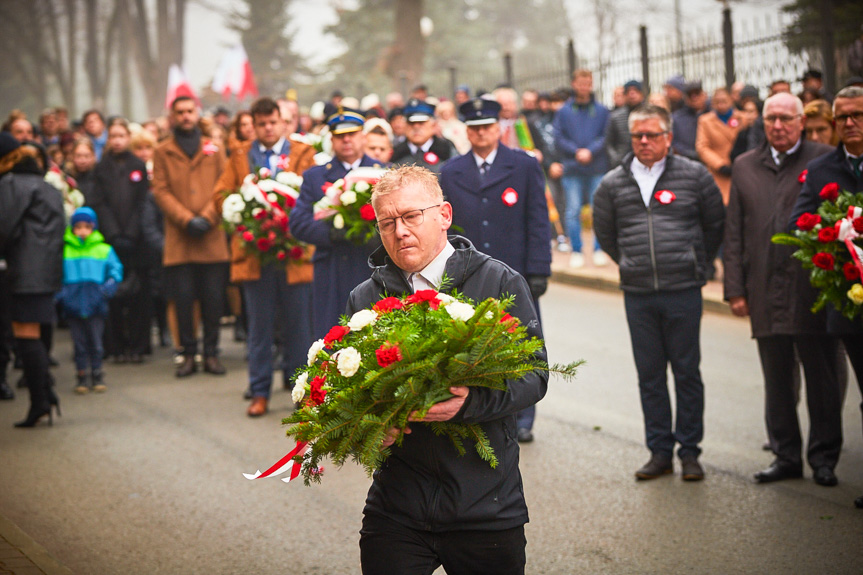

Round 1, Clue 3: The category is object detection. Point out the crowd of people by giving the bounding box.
[1,64,862,572]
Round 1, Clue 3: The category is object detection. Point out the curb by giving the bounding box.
[0,513,74,575]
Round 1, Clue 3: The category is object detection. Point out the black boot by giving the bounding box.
[13,338,52,428]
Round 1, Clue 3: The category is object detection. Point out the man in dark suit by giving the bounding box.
[391,98,456,173]
[290,109,385,339]
[440,97,551,443]
[789,85,863,507]
[724,92,843,488]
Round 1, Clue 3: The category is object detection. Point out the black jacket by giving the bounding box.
[593,153,725,292]
[0,165,65,295]
[90,150,150,263]
[346,236,548,532]
[391,136,457,173]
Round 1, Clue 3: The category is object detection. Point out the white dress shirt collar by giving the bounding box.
[403,241,455,292]
[473,147,498,169]
[630,156,667,207]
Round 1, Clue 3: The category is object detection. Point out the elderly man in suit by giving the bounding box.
[724,92,843,488]
[439,97,551,443]
[290,109,386,339]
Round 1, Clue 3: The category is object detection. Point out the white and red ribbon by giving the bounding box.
[835,206,863,277]
[244,440,308,483]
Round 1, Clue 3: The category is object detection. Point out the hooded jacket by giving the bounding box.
[346,236,548,532]
[58,228,123,318]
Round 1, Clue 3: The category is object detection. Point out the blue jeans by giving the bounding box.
[243,265,313,399]
[562,174,603,253]
[623,288,704,459]
[68,316,104,372]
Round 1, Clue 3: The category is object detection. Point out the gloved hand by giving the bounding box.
[187,216,212,237]
[718,165,733,177]
[526,275,548,299]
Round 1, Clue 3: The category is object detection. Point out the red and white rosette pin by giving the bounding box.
[129,170,143,183]
[654,189,676,205]
[202,141,219,156]
[501,187,519,206]
[729,117,739,128]
[424,151,439,165]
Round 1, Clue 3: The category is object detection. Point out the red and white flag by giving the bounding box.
[165,64,199,109]
[211,44,258,101]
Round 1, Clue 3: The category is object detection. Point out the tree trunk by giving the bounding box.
[389,0,425,93]
[118,0,132,117]
[65,0,78,114]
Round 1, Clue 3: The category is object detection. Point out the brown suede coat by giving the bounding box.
[152,136,229,266]
[695,110,743,204]
[213,138,316,284]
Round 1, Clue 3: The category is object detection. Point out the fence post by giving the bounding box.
[568,39,576,78]
[449,66,457,101]
[640,26,650,95]
[821,0,836,95]
[722,7,735,88]
[504,52,513,87]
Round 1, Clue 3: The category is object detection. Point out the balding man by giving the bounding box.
[723,92,843,487]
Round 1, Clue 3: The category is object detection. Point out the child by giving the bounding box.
[58,207,123,393]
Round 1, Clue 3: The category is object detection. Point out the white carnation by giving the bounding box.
[257,179,276,192]
[307,339,325,365]
[222,194,246,224]
[314,152,332,166]
[275,171,303,188]
[335,347,362,377]
[436,293,455,306]
[354,181,370,193]
[333,214,345,229]
[347,309,378,330]
[340,190,358,205]
[267,193,278,203]
[291,372,308,403]
[445,301,475,322]
[240,181,259,201]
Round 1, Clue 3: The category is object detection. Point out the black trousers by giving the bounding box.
[757,334,843,470]
[360,513,526,575]
[106,269,151,357]
[165,263,228,358]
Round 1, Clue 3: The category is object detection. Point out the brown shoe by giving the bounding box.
[175,356,197,378]
[203,356,227,375]
[681,457,705,481]
[247,397,268,417]
[635,453,673,480]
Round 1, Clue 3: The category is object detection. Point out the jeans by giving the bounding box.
[243,265,313,399]
[562,173,603,253]
[68,316,105,372]
[624,288,704,459]
[165,263,228,358]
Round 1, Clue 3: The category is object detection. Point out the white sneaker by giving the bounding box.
[593,251,610,267]
[569,252,585,268]
[556,236,572,253]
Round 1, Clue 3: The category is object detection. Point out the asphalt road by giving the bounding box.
[1,282,861,574]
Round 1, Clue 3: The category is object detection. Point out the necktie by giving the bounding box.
[479,161,490,182]
[776,152,786,166]
[852,157,863,178]
[407,273,416,293]
[264,149,275,171]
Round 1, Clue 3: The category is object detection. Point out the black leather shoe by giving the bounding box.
[635,454,673,480]
[813,466,838,487]
[517,428,534,443]
[754,461,803,483]
[203,356,226,375]
[855,495,863,509]
[175,356,197,378]
[680,457,704,482]
[243,388,253,400]
[0,380,14,400]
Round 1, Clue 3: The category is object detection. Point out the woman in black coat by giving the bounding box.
[0,134,65,427]
[90,118,153,363]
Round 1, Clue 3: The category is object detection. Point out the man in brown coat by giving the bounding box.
[152,96,230,378]
[213,97,316,417]
[723,92,843,487]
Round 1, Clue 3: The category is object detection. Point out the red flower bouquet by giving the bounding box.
[313,167,386,245]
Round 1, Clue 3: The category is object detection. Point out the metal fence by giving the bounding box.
[424,10,851,106]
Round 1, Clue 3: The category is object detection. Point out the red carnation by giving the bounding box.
[290,245,305,260]
[323,325,350,346]
[796,213,821,231]
[798,170,807,184]
[283,195,296,208]
[853,218,863,234]
[309,376,327,406]
[375,344,403,368]
[817,226,839,243]
[819,182,840,201]
[373,297,404,313]
[254,209,268,220]
[242,231,255,242]
[256,237,273,251]
[276,250,287,261]
[812,252,835,270]
[843,261,861,281]
[499,313,518,333]
[359,203,376,221]
[236,225,247,232]
[407,289,442,310]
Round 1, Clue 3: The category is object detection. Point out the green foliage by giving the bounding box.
[283,290,582,484]
[782,0,863,54]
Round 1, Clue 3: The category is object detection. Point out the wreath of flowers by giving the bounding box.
[313,167,386,245]
[221,166,308,266]
[773,184,863,320]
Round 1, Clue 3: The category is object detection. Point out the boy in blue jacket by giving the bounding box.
[58,207,123,393]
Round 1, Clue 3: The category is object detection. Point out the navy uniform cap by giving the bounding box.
[459,98,501,126]
[326,108,365,135]
[404,98,436,123]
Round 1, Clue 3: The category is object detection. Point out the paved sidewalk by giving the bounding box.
[0,513,72,575]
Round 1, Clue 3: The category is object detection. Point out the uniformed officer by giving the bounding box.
[391,98,457,173]
[439,97,551,443]
[290,108,386,339]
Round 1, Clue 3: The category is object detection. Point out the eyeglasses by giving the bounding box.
[835,111,863,124]
[630,131,668,141]
[764,114,801,125]
[375,205,441,234]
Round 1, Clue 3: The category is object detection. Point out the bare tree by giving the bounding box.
[386,0,425,93]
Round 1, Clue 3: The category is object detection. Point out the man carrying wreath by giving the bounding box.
[213,97,316,417]
[346,165,547,575]
[593,104,725,482]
